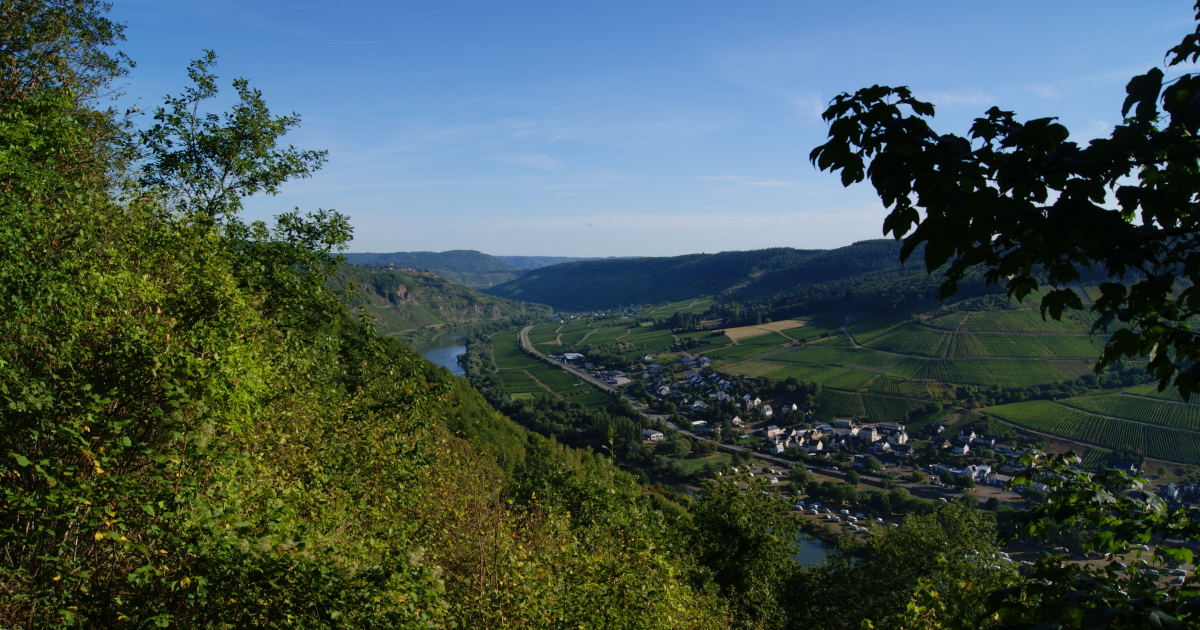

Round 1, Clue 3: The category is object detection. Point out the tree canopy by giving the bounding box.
[812,1,1200,399]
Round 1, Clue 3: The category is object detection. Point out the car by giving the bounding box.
[839,509,850,515]
[810,502,821,509]
[828,516,841,522]
[796,501,806,508]
[846,516,858,523]
[855,513,866,520]
[1136,544,1151,551]
[1170,568,1188,576]
[875,518,884,525]
[809,509,819,515]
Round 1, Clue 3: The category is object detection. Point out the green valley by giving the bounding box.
[16,2,1200,629]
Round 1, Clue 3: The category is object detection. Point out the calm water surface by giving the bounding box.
[415,334,467,375]
[793,534,830,567]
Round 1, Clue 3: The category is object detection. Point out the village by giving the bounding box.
[536,344,1199,580]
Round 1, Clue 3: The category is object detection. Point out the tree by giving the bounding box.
[687,477,801,629]
[864,456,883,473]
[845,470,861,485]
[987,453,1200,628]
[785,504,1014,630]
[0,0,130,107]
[811,2,1200,398]
[790,463,813,486]
[138,51,327,220]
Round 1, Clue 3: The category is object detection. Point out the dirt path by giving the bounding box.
[577,326,601,344]
[522,368,559,398]
[842,312,863,348]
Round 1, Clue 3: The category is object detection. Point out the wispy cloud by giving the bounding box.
[788,94,828,121]
[920,88,998,109]
[1025,83,1063,100]
[699,175,796,187]
[486,153,564,171]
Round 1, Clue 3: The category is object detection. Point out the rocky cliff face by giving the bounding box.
[330,266,549,336]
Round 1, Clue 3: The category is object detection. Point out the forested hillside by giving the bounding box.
[330,265,551,336]
[0,4,732,627]
[483,241,985,311]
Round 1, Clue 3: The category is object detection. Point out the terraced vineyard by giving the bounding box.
[868,375,933,398]
[961,309,1093,333]
[866,322,1102,359]
[490,330,613,408]
[986,399,1200,465]
[811,391,928,423]
[1063,393,1200,431]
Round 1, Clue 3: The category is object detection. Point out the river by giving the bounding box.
[793,534,830,567]
[414,334,467,375]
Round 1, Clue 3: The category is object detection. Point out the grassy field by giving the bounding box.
[675,452,733,474]
[528,322,561,345]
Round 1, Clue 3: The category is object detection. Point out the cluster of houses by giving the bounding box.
[645,360,743,413]
[549,306,642,325]
[1159,483,1200,506]
[759,418,914,456]
[925,429,1008,456]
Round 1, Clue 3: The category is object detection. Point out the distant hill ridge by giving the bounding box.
[482,240,946,312]
[341,250,611,287]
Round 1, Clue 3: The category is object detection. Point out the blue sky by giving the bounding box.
[110,1,1194,256]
